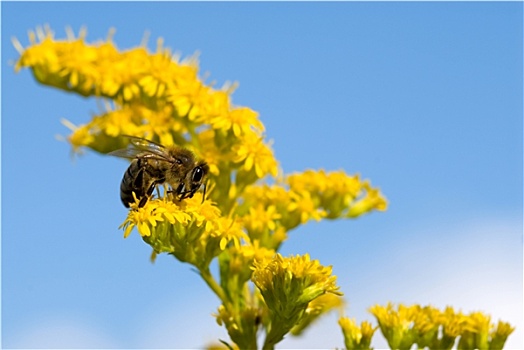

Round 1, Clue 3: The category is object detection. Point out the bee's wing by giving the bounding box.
[108,148,145,159]
[109,136,173,161]
[127,136,166,154]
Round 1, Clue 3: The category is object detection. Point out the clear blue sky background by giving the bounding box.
[2,2,522,349]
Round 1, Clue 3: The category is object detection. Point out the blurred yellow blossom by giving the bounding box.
[369,303,515,350]
[339,317,376,350]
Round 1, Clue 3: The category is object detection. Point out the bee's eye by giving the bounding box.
[175,159,183,165]
[192,167,204,182]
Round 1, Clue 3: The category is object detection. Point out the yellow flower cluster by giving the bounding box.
[14,26,408,349]
[338,317,376,350]
[14,26,200,104]
[237,170,387,250]
[251,254,343,348]
[252,254,342,307]
[369,303,515,350]
[14,26,278,213]
[214,304,261,350]
[120,193,245,269]
[288,170,387,218]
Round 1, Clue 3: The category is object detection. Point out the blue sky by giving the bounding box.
[2,2,522,349]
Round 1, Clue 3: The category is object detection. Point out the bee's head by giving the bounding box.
[173,160,209,201]
[190,162,209,202]
[191,162,209,186]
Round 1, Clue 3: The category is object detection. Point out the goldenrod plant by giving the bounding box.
[13,26,513,349]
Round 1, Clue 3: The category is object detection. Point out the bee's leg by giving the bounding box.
[138,195,150,208]
[176,185,201,201]
[173,183,185,200]
[163,184,176,201]
[176,189,192,200]
[138,181,159,208]
[155,185,164,199]
[171,182,206,202]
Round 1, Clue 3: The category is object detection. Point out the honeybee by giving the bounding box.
[109,136,209,208]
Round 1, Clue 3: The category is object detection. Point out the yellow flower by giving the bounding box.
[241,183,293,210]
[440,306,465,339]
[209,106,264,137]
[240,184,298,235]
[119,194,243,268]
[204,216,246,252]
[136,39,185,99]
[252,254,343,303]
[369,304,515,350]
[286,170,387,219]
[252,253,342,348]
[119,196,190,239]
[232,133,279,179]
[14,27,62,77]
[369,303,418,350]
[489,320,515,350]
[287,169,362,197]
[287,190,326,224]
[239,169,387,239]
[242,205,281,236]
[174,86,228,124]
[139,105,185,141]
[348,181,388,218]
[61,120,95,152]
[62,102,193,155]
[220,241,275,286]
[338,317,376,350]
[243,240,277,265]
[15,26,202,108]
[287,169,326,193]
[458,311,515,350]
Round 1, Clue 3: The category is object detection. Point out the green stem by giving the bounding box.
[200,267,228,304]
[200,268,259,350]
[262,318,288,350]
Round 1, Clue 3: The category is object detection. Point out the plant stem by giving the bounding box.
[200,267,227,304]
